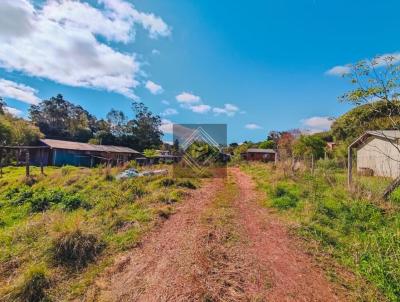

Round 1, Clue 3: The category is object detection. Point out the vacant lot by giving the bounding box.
[0,165,197,301]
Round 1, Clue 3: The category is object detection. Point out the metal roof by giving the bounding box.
[349,130,400,149]
[40,139,140,154]
[247,148,276,153]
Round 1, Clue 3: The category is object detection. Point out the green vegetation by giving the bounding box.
[242,162,400,301]
[0,165,198,301]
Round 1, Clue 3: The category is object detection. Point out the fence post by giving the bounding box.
[40,148,44,175]
[25,149,30,177]
[347,146,352,189]
[311,154,314,175]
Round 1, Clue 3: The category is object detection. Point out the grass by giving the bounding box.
[241,161,400,302]
[0,165,199,301]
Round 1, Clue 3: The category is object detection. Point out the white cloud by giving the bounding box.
[0,78,39,104]
[145,80,163,95]
[100,0,171,39]
[160,118,173,134]
[176,92,201,104]
[0,0,170,99]
[161,100,170,105]
[212,103,239,117]
[326,65,351,76]
[301,116,334,132]
[245,123,262,130]
[189,104,211,114]
[5,106,22,116]
[161,108,178,116]
[152,49,160,55]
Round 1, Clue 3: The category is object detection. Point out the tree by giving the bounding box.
[331,101,400,142]
[293,135,326,159]
[0,97,5,115]
[29,94,97,142]
[259,140,275,149]
[126,102,162,151]
[143,149,158,158]
[340,55,400,195]
[106,109,127,137]
[0,114,42,146]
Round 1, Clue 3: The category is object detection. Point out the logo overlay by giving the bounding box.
[173,124,227,178]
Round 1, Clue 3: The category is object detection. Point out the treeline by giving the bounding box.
[0,94,163,151]
[0,98,43,146]
[229,100,400,163]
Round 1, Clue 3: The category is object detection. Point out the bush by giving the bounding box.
[28,189,89,213]
[52,229,103,270]
[271,183,299,210]
[177,180,197,189]
[158,178,175,187]
[61,195,91,211]
[14,266,50,302]
[6,186,33,206]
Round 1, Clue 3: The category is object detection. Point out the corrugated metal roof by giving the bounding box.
[40,139,140,154]
[247,148,276,153]
[350,130,400,149]
[366,130,400,139]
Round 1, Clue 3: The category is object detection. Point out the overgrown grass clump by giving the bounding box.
[0,165,199,301]
[53,229,103,270]
[241,162,400,301]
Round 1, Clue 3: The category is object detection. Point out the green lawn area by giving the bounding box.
[0,165,198,301]
[241,161,400,302]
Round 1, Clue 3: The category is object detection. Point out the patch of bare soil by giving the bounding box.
[89,169,349,302]
[90,178,226,302]
[230,168,348,302]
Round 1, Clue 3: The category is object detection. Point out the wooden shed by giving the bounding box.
[241,148,276,162]
[35,139,141,167]
[349,130,400,179]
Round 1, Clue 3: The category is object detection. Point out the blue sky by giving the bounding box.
[1,0,399,143]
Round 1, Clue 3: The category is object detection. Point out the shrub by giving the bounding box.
[158,178,175,187]
[52,229,103,269]
[29,189,89,213]
[271,183,299,210]
[13,266,50,302]
[61,195,91,211]
[7,186,33,206]
[177,180,197,189]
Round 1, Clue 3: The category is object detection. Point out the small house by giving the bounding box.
[241,148,276,162]
[349,130,400,178]
[30,139,141,167]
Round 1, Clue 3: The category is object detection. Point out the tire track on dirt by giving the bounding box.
[231,167,347,302]
[91,178,225,302]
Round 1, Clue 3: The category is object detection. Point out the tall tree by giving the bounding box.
[29,94,96,142]
[106,109,127,137]
[126,102,162,151]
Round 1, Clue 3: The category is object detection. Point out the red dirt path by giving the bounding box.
[91,168,348,302]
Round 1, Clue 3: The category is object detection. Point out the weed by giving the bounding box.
[158,178,175,187]
[52,229,104,270]
[13,265,50,302]
[177,180,197,189]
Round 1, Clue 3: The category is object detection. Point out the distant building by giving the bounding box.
[350,130,400,178]
[241,148,276,162]
[30,139,141,167]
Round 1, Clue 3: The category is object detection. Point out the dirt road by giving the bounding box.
[91,168,346,302]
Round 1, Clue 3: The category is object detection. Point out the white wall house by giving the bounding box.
[351,131,400,179]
